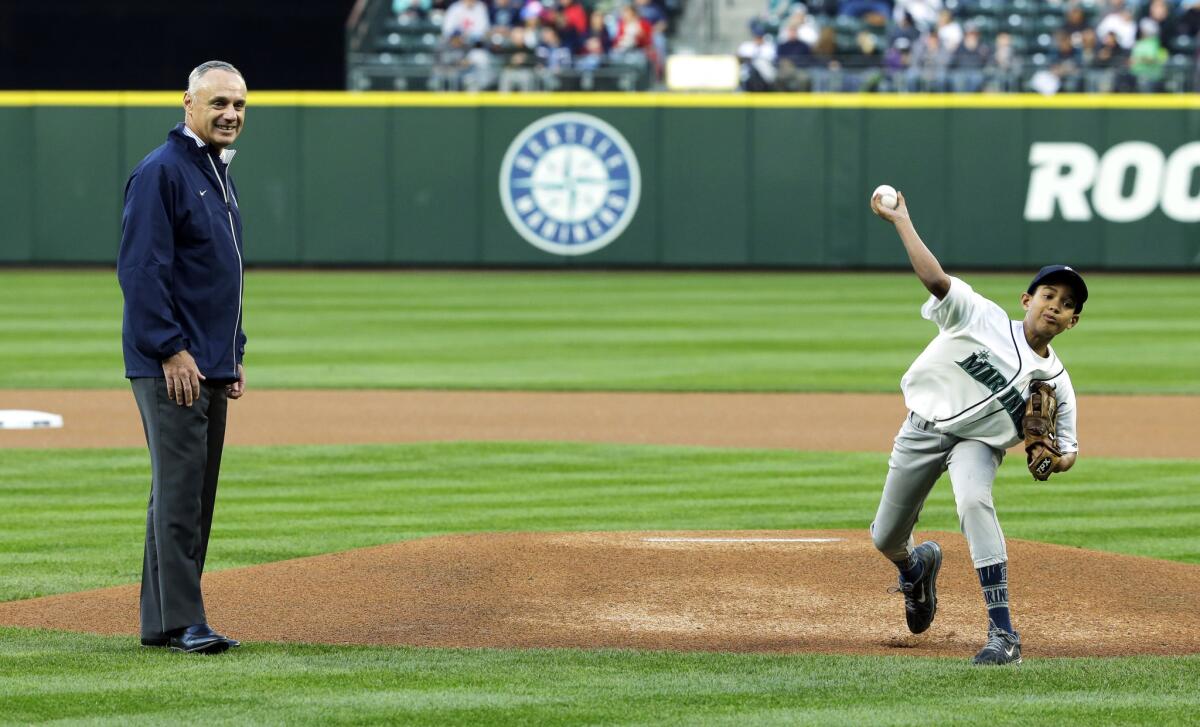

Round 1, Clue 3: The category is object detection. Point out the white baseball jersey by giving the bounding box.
[900,276,1078,453]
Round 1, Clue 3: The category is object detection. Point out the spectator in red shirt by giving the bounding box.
[635,0,669,71]
[547,7,585,52]
[614,3,654,53]
[560,0,588,36]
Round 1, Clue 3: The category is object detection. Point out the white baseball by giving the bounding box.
[872,184,898,210]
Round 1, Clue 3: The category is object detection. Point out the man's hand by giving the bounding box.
[226,364,246,400]
[870,190,911,225]
[162,350,205,406]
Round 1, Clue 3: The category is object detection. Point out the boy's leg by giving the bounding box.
[945,439,1009,621]
[946,439,1022,664]
[871,414,950,566]
[945,439,1007,568]
[871,414,951,634]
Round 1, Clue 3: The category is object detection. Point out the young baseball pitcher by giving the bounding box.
[868,189,1087,665]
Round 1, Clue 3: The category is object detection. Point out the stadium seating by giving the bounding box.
[346,0,1198,92]
[347,0,683,91]
[756,0,1197,92]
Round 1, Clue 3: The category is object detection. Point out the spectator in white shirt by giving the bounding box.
[894,0,941,33]
[442,0,491,41]
[936,8,963,52]
[738,23,778,90]
[777,5,820,46]
[1095,0,1137,49]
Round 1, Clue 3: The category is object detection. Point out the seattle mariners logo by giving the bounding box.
[500,113,641,256]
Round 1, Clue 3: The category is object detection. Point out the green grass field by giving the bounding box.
[1,269,1198,392]
[3,443,1199,602]
[3,629,1197,726]
[1,270,1198,725]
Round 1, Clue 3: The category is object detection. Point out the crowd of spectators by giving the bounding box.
[737,0,1200,92]
[393,0,678,90]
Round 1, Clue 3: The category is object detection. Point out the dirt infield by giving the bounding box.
[1,530,1198,657]
[2,389,1199,457]
[2,389,1199,657]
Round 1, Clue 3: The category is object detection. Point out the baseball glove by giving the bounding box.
[1023,381,1062,481]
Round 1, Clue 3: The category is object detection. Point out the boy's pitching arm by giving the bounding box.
[871,191,951,300]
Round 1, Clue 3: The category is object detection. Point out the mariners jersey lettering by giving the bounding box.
[900,277,1078,452]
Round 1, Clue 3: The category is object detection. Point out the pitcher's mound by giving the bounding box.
[1,530,1197,658]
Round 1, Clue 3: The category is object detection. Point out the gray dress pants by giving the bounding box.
[131,377,228,638]
[870,412,1008,569]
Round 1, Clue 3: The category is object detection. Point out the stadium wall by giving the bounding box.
[1,92,1196,269]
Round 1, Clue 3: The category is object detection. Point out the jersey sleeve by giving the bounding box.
[1053,371,1079,454]
[920,276,991,335]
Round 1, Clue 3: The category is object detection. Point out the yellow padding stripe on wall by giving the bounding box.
[0,91,1196,109]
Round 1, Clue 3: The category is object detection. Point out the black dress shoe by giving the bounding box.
[205,626,240,648]
[168,624,231,654]
[197,627,240,648]
[146,633,239,648]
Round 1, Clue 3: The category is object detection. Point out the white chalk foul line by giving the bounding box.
[641,537,844,543]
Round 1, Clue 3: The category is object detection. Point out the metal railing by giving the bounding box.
[347,55,651,92]
[762,64,1199,94]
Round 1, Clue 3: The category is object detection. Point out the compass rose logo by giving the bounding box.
[499,113,641,256]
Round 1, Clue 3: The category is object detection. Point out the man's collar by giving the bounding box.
[182,123,237,164]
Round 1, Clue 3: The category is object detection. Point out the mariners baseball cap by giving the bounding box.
[1027,265,1088,313]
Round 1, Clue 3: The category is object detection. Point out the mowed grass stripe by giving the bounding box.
[0,270,1196,392]
[0,629,1198,726]
[1,442,1197,602]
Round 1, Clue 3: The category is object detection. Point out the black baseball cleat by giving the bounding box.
[168,624,232,655]
[973,628,1022,665]
[891,541,943,634]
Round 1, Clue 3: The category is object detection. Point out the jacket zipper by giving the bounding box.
[206,154,244,371]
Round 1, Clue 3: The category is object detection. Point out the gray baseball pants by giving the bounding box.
[131,377,228,638]
[871,412,1008,569]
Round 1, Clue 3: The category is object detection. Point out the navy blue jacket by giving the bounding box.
[118,124,245,381]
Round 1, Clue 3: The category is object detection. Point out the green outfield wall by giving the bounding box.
[1,92,1197,268]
